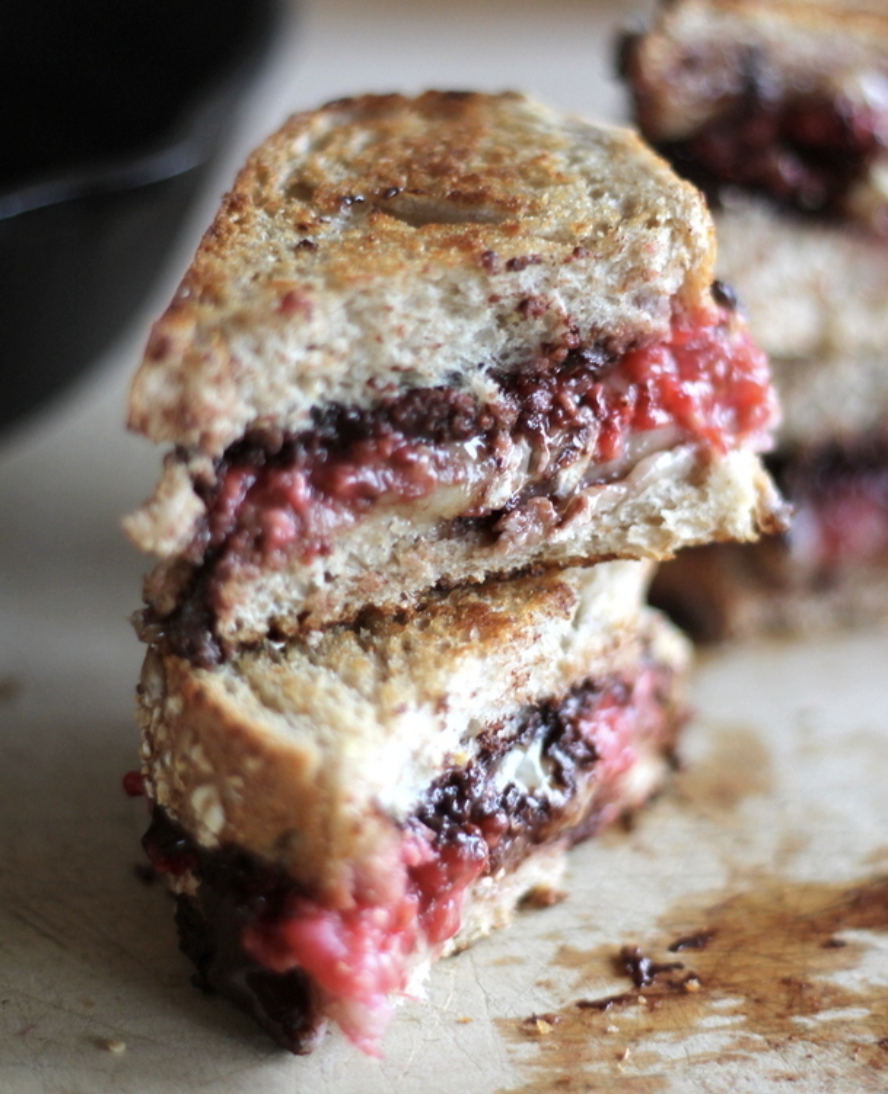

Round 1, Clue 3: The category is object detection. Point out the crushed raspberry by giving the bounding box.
[776,439,888,572]
[241,827,488,1052]
[122,770,146,797]
[140,668,679,1053]
[620,308,777,454]
[653,91,887,218]
[794,484,888,570]
[219,668,673,1053]
[203,304,776,569]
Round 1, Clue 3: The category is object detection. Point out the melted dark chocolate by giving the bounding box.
[657,92,884,219]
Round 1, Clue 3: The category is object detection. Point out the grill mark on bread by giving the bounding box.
[126,92,722,456]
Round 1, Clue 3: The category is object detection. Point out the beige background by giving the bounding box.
[3,1,888,1090]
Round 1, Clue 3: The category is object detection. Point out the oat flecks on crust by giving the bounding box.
[127,91,714,456]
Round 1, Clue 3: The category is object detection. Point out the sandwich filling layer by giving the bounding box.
[630,80,888,222]
[139,658,682,1055]
[144,299,778,661]
[205,302,772,563]
[773,438,888,575]
[620,3,888,230]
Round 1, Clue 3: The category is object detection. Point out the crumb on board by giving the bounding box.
[521,886,567,910]
[523,1012,560,1036]
[97,1039,127,1054]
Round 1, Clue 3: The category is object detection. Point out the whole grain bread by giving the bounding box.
[128,91,715,457]
[125,92,786,647]
[136,561,688,907]
[136,442,783,650]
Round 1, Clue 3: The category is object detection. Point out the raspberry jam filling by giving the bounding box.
[142,665,679,1055]
[199,302,774,571]
[772,439,888,573]
[652,93,886,220]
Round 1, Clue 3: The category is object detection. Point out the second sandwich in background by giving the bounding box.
[622,0,888,639]
[125,91,786,1055]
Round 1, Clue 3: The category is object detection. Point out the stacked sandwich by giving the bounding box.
[125,92,784,1054]
[622,0,888,638]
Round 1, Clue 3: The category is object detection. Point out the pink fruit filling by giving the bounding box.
[775,439,888,573]
[240,834,487,1055]
[141,662,681,1054]
[200,301,776,570]
[792,484,888,572]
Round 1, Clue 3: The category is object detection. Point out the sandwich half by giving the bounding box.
[124,91,785,661]
[622,0,888,637]
[134,562,688,1055]
[125,91,784,1055]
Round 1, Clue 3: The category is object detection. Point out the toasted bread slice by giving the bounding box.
[125,91,783,655]
[135,561,689,1054]
[128,92,718,455]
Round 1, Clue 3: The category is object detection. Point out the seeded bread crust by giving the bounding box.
[136,562,689,907]
[127,91,715,458]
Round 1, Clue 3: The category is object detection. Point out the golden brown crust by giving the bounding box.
[129,442,786,650]
[127,91,715,456]
[138,648,401,908]
[224,444,786,646]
